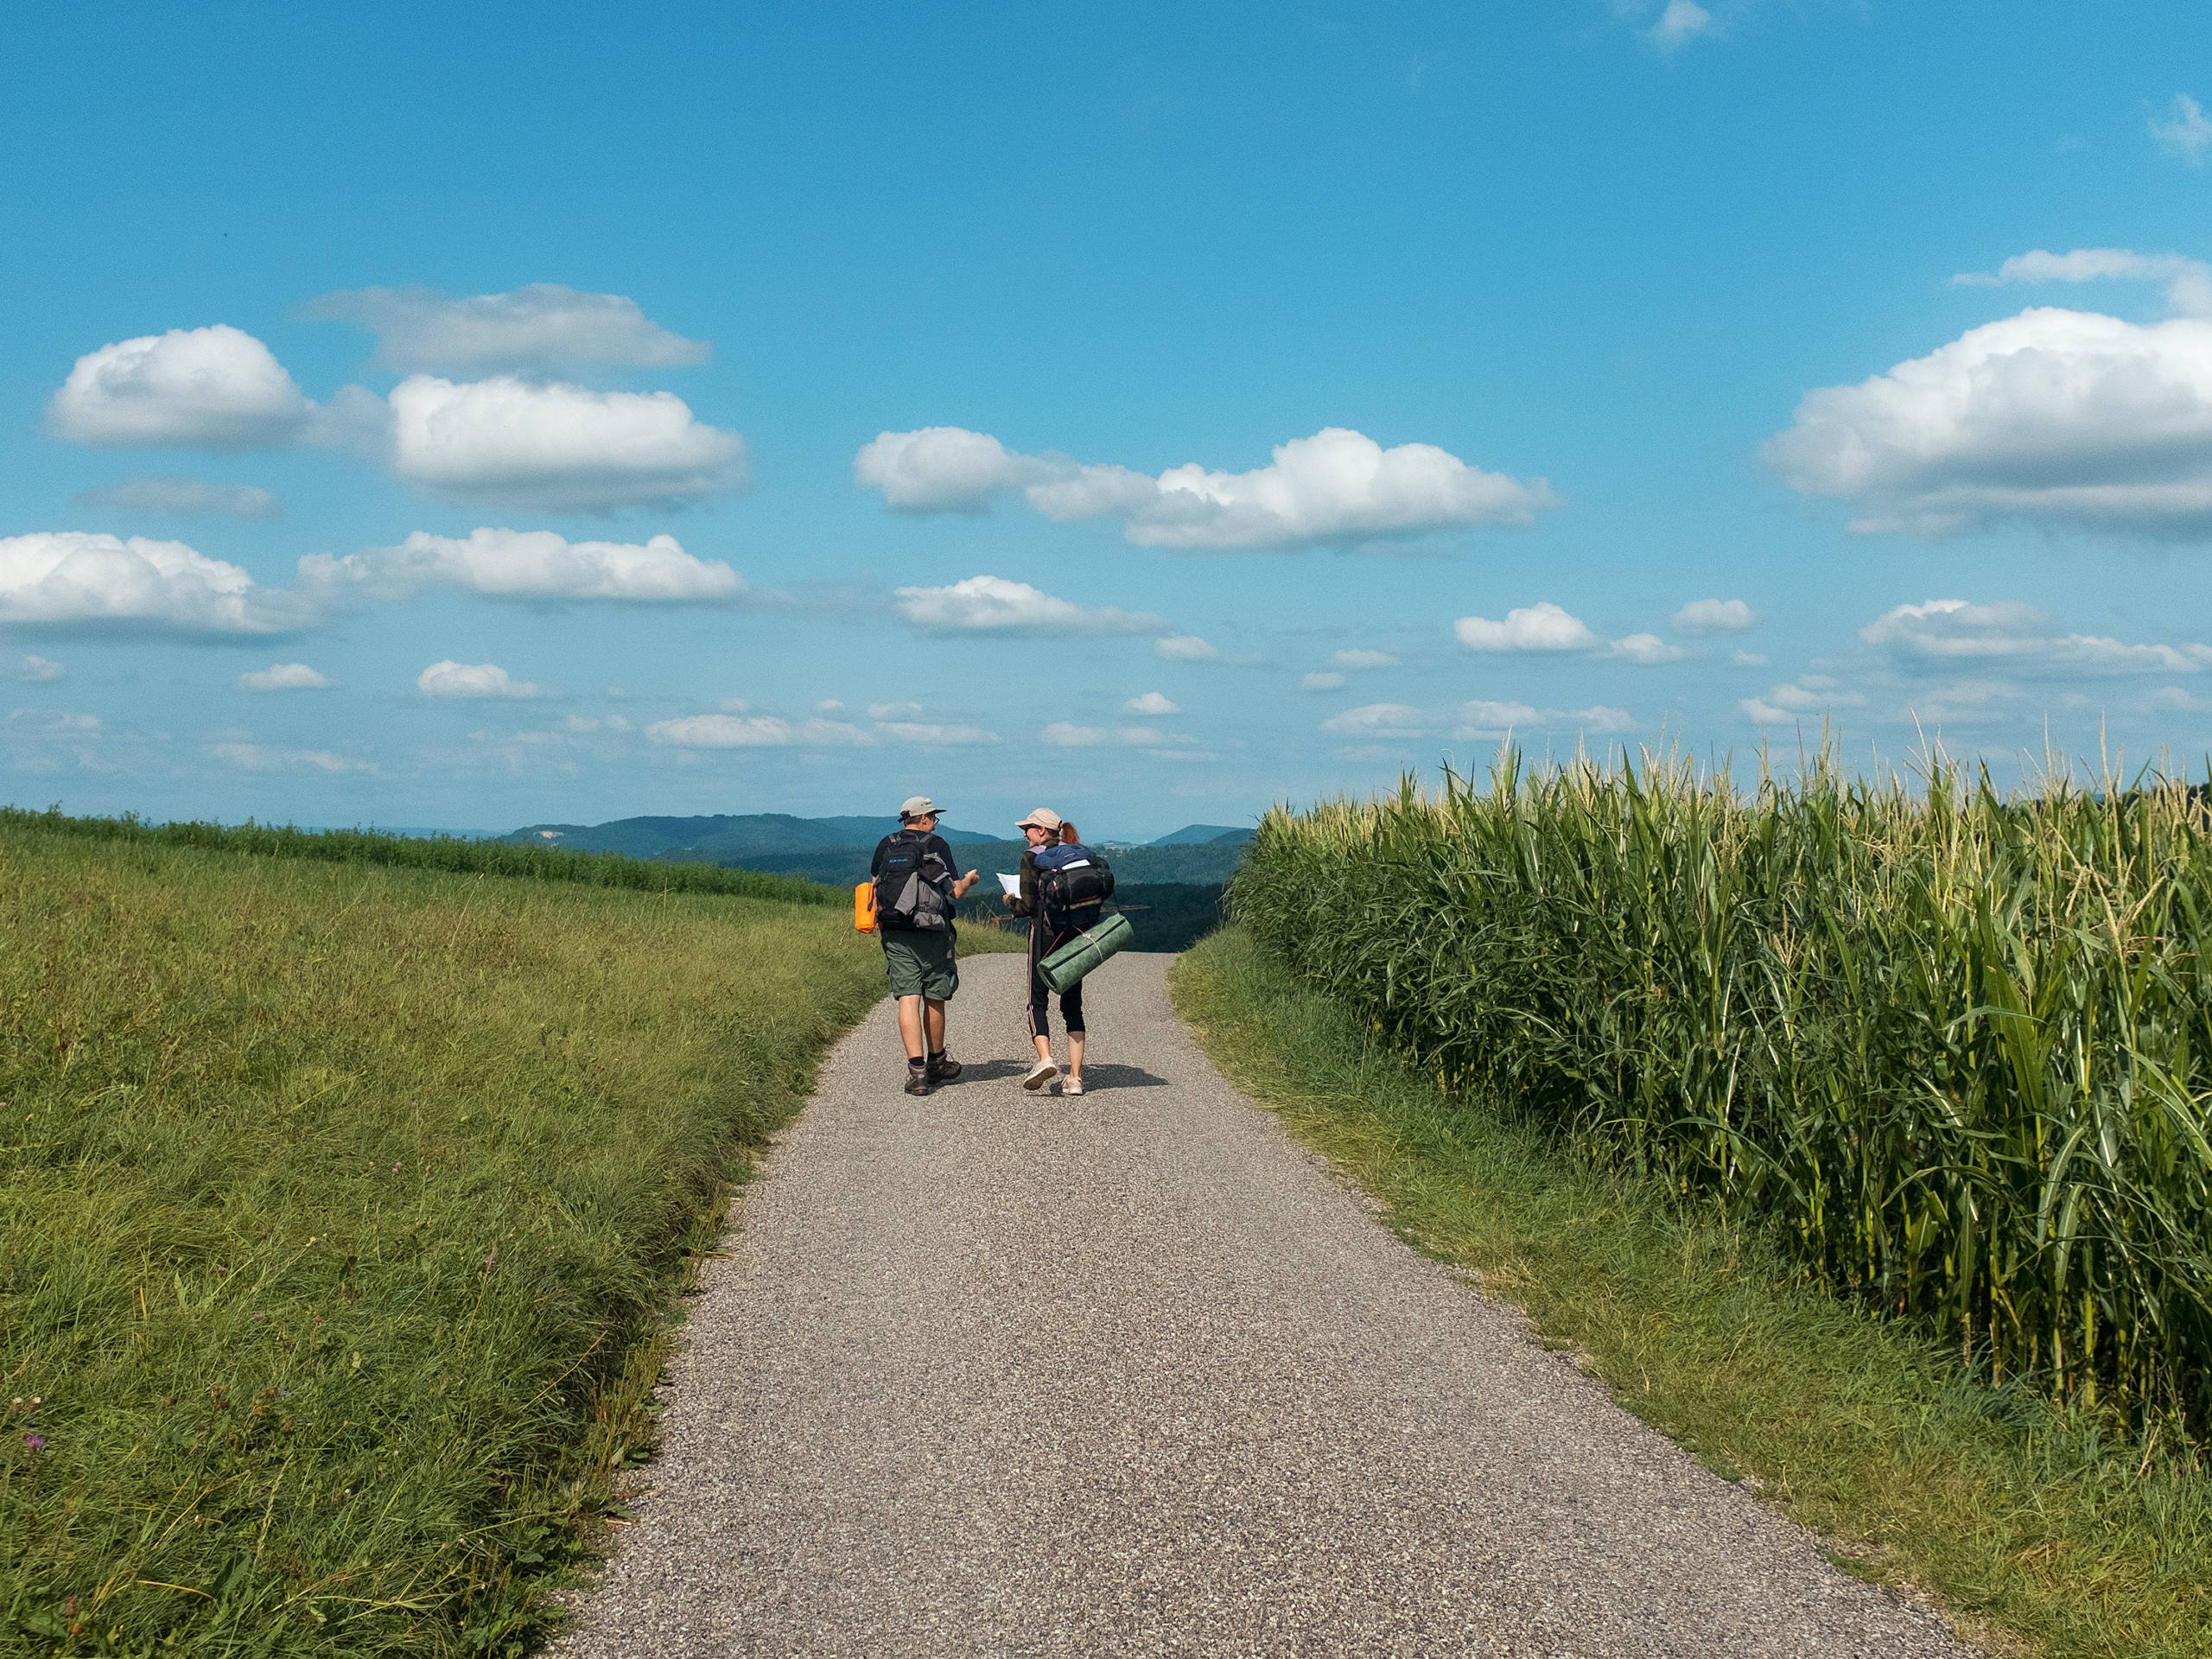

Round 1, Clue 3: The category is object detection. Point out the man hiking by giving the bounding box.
[871,796,980,1096]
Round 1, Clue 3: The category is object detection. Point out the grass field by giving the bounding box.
[0,806,836,908]
[1172,927,2212,1659]
[0,824,912,1656]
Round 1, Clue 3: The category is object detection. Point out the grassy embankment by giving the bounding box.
[0,806,833,906]
[1174,756,2212,1658]
[0,816,1001,1656]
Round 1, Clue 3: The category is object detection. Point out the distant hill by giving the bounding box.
[804,815,1005,847]
[1149,823,1254,846]
[499,812,1000,859]
[717,836,1247,888]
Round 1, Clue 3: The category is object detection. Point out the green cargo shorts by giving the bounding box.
[881,927,959,1000]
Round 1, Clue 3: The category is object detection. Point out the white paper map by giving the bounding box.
[997,872,1021,898]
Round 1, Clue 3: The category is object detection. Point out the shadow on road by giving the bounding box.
[1076,1064,1169,1090]
[948,1059,1030,1083]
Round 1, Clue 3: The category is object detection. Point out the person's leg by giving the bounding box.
[1028,925,1054,1061]
[925,998,956,1077]
[886,936,933,1095]
[920,933,962,1081]
[1024,924,1058,1086]
[1063,978,1085,1081]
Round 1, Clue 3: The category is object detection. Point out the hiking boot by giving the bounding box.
[1022,1058,1058,1091]
[904,1065,931,1096]
[927,1052,962,1082]
[1060,1076,1084,1097]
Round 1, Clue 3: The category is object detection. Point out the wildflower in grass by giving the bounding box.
[22,1433,44,1451]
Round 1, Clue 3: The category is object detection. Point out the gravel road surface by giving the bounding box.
[554,950,1976,1657]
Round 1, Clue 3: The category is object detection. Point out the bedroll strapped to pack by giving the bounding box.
[1039,911,1135,994]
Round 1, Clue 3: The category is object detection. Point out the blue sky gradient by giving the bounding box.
[4,2,2209,838]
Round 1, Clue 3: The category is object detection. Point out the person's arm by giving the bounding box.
[1006,849,1036,916]
[926,835,979,900]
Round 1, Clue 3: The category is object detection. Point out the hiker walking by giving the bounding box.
[1003,808,1112,1096]
[871,796,980,1096]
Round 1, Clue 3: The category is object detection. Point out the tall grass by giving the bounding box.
[1231,753,2212,1433]
[0,805,836,906]
[0,828,882,1654]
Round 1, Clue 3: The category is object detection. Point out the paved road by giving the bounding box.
[555,951,1975,1658]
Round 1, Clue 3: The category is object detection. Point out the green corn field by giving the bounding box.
[1231,753,2212,1433]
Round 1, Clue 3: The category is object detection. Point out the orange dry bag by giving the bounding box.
[854,880,877,933]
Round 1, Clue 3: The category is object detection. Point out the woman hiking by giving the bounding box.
[1003,808,1111,1096]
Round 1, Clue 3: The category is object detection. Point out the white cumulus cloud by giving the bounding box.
[12,655,62,682]
[385,375,747,512]
[1039,721,1192,748]
[239,663,330,690]
[1301,671,1346,690]
[1332,648,1400,669]
[644,712,880,747]
[418,660,545,699]
[210,741,372,773]
[1321,702,1429,734]
[893,574,1166,635]
[876,721,999,746]
[1950,246,2212,320]
[1124,691,1180,715]
[1323,698,1630,737]
[1645,0,1715,50]
[1673,597,1757,634]
[854,427,1054,513]
[74,476,282,519]
[1764,298,2212,538]
[856,424,1555,549]
[868,701,923,719]
[647,714,794,747]
[2152,93,2212,164]
[48,326,313,450]
[1454,601,1599,652]
[1741,676,1869,726]
[1860,598,2212,674]
[0,531,298,633]
[302,527,745,604]
[301,283,711,373]
[1605,632,1685,664]
[1155,634,1218,661]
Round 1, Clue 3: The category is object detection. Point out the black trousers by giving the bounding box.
[1027,921,1085,1038]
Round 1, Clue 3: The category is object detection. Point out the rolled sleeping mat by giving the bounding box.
[854,880,877,932]
[1039,911,1135,994]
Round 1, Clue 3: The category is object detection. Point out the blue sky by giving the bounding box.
[4,0,2210,840]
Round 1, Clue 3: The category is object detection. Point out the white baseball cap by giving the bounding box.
[898,795,941,820]
[1014,807,1063,832]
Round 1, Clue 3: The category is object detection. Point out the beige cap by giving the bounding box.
[898,795,941,820]
[1014,807,1063,832]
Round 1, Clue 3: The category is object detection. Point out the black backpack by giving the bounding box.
[1039,848,1114,930]
[874,830,954,931]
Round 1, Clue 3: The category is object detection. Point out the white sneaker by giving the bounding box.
[1022,1058,1058,1091]
[1060,1076,1084,1097]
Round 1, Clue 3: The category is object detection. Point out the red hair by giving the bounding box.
[1058,821,1080,845]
